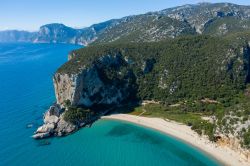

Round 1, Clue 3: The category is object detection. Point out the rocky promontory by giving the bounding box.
[33,104,77,139]
[33,53,138,139]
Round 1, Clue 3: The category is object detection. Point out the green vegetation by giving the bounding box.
[127,89,250,144]
[204,17,250,36]
[58,34,250,104]
[93,14,196,44]
[243,128,250,148]
[127,103,216,141]
[63,107,93,125]
[86,3,250,45]
[57,33,250,147]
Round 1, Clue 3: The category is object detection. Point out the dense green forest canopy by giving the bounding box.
[58,33,250,104]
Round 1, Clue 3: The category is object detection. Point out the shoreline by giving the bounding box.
[102,114,250,166]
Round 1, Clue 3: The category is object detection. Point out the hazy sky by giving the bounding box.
[0,0,250,31]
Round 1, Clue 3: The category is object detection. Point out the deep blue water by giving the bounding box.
[0,43,221,166]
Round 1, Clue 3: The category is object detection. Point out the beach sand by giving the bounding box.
[102,114,250,166]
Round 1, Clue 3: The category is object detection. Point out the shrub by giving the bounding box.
[64,107,90,124]
[243,128,250,148]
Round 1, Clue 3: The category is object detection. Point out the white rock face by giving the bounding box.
[53,68,104,107]
[55,118,77,136]
[32,104,75,139]
[53,72,81,106]
[43,105,60,124]
[32,132,50,139]
[44,115,59,124]
[53,55,130,108]
[36,123,55,133]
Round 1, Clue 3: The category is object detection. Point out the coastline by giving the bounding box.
[102,114,250,166]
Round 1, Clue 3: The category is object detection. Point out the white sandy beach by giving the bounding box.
[102,114,250,166]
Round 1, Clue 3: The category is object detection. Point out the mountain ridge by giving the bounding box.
[1,2,250,45]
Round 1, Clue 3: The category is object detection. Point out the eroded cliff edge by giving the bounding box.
[33,52,139,139]
[53,54,134,108]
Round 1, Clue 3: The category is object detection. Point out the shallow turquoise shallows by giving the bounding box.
[0,43,221,166]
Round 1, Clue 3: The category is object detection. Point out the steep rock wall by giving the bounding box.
[53,54,134,107]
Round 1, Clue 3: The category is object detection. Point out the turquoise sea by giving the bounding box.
[0,43,221,166]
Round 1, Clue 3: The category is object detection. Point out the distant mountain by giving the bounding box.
[159,2,250,34]
[34,23,81,44]
[93,14,196,44]
[76,19,120,45]
[0,30,36,42]
[1,3,250,45]
[0,21,119,45]
[34,21,121,45]
[94,2,250,43]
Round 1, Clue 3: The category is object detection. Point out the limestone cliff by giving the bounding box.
[53,54,136,108]
[33,54,137,139]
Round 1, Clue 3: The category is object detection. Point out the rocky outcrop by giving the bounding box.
[53,54,134,108]
[55,118,77,137]
[34,53,138,139]
[33,104,77,139]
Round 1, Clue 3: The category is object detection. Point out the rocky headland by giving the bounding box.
[33,104,76,139]
[33,52,138,139]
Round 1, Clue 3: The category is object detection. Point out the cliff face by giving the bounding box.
[53,54,134,107]
[53,72,83,106]
[33,52,139,139]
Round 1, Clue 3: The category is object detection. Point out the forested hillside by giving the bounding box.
[57,33,250,147]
